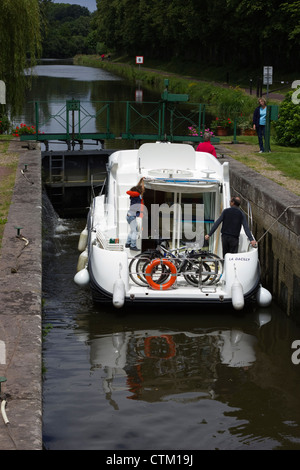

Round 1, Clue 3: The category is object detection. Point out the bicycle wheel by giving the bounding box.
[183,258,211,286]
[129,250,166,286]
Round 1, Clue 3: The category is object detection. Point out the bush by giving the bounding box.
[274,91,300,147]
[12,123,37,137]
[0,114,10,134]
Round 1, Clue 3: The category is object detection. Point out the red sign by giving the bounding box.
[136,56,144,64]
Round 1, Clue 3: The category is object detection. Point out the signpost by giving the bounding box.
[136,56,144,74]
[263,66,273,99]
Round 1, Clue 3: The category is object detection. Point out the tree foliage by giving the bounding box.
[274,90,300,146]
[94,0,300,71]
[0,0,42,115]
[41,2,94,58]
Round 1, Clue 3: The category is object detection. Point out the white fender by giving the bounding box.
[113,279,125,308]
[231,280,244,310]
[74,268,90,287]
[77,248,88,272]
[78,227,88,252]
[256,286,272,307]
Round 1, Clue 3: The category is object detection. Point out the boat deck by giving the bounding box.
[126,247,226,300]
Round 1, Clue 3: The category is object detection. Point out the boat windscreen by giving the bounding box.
[144,179,219,193]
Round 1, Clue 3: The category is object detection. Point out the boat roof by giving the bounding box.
[108,142,229,192]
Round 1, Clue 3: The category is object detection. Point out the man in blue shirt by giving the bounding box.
[205,196,257,257]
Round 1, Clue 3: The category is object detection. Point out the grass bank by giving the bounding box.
[0,136,18,252]
[74,54,260,120]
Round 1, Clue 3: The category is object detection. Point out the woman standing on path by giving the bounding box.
[253,97,267,153]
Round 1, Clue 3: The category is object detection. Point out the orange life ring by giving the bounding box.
[145,258,177,290]
[144,335,176,359]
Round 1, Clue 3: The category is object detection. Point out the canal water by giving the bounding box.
[18,61,300,450]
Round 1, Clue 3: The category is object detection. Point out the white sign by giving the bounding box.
[136,56,144,64]
[263,66,273,85]
[0,80,6,104]
[135,89,143,102]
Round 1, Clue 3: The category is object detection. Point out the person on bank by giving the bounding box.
[126,177,145,251]
[253,97,267,153]
[196,132,217,158]
[205,196,257,257]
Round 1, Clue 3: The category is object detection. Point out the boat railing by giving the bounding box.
[247,200,253,232]
[128,245,223,289]
[231,189,253,231]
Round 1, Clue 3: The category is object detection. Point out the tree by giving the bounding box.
[41,2,93,58]
[275,90,300,146]
[94,0,300,71]
[0,0,42,116]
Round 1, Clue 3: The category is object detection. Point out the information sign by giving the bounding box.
[263,66,273,85]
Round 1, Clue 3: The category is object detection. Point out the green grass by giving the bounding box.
[265,146,300,180]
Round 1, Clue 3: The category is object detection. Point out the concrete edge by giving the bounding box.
[0,141,42,450]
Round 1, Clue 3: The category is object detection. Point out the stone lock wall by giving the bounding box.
[228,156,300,321]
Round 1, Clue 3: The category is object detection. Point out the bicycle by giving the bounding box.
[129,241,223,289]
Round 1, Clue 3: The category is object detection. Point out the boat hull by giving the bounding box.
[87,245,261,309]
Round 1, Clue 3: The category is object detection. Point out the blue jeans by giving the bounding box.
[126,215,138,248]
[257,125,265,152]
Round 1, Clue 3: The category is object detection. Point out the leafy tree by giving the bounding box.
[274,90,300,146]
[41,2,93,58]
[0,0,42,115]
[94,0,300,71]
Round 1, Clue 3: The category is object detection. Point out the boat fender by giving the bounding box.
[77,248,88,272]
[231,280,244,310]
[256,286,272,307]
[113,279,125,308]
[78,226,88,252]
[74,268,90,287]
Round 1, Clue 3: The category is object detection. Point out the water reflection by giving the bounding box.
[75,313,270,409]
[17,59,161,151]
[42,199,300,450]
[28,64,121,81]
[18,59,207,152]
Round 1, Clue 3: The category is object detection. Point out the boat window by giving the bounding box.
[142,189,216,247]
[203,192,216,237]
[179,192,216,244]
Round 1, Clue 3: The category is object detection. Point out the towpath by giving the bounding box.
[0,140,42,450]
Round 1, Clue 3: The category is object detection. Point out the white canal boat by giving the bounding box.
[74,142,272,310]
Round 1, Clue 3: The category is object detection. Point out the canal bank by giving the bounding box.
[225,150,300,321]
[0,140,42,450]
[0,140,299,450]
